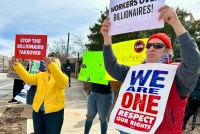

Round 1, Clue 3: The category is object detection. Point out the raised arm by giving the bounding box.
[45,57,68,89]
[12,57,38,85]
[101,18,129,82]
[158,5,186,36]
[159,5,200,97]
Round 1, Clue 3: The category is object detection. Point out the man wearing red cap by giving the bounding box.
[101,5,200,134]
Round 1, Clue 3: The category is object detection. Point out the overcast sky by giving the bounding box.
[0,0,199,57]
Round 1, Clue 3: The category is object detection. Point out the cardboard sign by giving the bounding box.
[109,0,165,35]
[105,38,148,80]
[78,51,108,85]
[7,67,21,79]
[109,63,177,134]
[15,34,47,60]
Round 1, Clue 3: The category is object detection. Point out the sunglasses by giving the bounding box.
[146,43,166,49]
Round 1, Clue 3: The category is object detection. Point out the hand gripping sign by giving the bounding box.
[105,38,148,81]
[109,63,177,134]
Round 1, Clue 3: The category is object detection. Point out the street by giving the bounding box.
[0,73,13,99]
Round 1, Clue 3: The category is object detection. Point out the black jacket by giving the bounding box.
[189,77,200,100]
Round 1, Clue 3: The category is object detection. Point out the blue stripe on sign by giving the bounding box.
[18,92,27,98]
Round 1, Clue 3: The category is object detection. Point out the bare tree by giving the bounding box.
[49,38,75,64]
[48,34,87,64]
[71,34,88,57]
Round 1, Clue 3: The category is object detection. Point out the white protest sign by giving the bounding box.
[14,89,27,104]
[109,63,177,134]
[109,0,165,35]
[24,84,31,90]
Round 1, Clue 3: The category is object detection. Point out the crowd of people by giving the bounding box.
[7,5,200,134]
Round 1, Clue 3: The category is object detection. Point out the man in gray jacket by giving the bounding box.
[101,5,200,134]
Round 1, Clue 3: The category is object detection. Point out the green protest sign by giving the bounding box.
[29,60,40,74]
[78,51,108,85]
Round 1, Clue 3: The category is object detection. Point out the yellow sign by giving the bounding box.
[105,38,148,80]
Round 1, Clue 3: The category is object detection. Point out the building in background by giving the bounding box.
[0,55,11,73]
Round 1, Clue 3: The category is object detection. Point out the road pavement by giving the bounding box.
[0,73,13,99]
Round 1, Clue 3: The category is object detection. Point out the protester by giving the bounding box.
[12,53,68,134]
[65,59,72,87]
[26,60,46,105]
[48,52,57,57]
[8,79,24,103]
[84,83,114,134]
[8,60,27,103]
[183,76,200,130]
[101,5,200,134]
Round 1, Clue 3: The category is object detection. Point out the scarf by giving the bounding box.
[144,54,172,63]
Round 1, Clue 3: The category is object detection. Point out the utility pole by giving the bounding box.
[67,33,70,59]
[78,52,79,62]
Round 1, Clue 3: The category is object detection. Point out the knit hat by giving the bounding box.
[147,33,172,49]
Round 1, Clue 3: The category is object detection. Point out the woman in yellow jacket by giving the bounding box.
[12,56,68,134]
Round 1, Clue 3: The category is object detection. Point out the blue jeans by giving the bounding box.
[84,91,113,134]
[33,109,64,134]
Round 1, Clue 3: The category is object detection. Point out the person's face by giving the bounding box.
[145,38,168,63]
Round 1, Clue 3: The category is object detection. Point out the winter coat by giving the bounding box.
[26,61,46,105]
[13,62,68,113]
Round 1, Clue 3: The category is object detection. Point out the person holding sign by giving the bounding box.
[84,83,113,134]
[11,54,68,134]
[101,5,200,134]
[8,79,24,103]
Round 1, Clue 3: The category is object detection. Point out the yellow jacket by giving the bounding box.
[13,62,69,114]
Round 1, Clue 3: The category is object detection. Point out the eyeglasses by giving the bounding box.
[146,43,166,49]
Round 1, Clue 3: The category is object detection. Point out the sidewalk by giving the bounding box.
[27,77,119,134]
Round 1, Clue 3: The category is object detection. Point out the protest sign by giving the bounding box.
[109,63,177,134]
[15,34,47,60]
[29,60,40,74]
[105,38,148,80]
[78,51,108,85]
[14,83,31,104]
[109,0,165,35]
[14,89,27,104]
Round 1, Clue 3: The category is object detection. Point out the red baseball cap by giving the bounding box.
[147,33,172,49]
